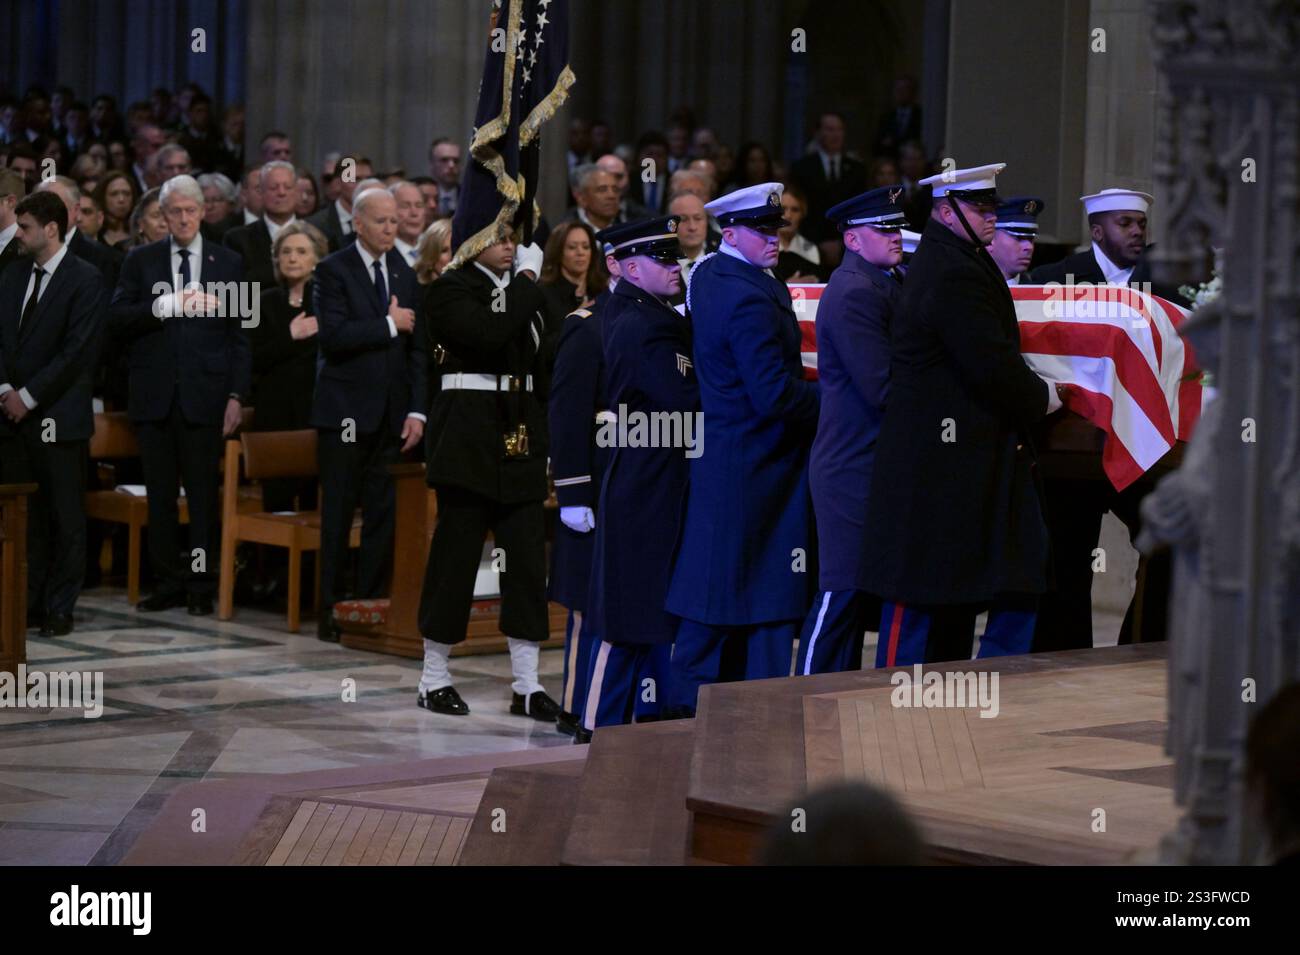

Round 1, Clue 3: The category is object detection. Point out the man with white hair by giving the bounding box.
[310,186,427,642]
[388,181,427,266]
[223,160,298,287]
[35,175,122,289]
[109,173,250,615]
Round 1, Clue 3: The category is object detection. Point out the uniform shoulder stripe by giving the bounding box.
[567,307,593,319]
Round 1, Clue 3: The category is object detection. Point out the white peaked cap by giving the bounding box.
[919,163,1006,198]
[1080,187,1153,215]
[901,229,921,254]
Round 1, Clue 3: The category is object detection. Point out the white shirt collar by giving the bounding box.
[170,233,203,284]
[243,208,259,225]
[394,237,419,263]
[264,214,296,241]
[473,261,510,289]
[33,242,70,282]
[0,221,19,250]
[335,198,353,231]
[355,240,387,274]
[1091,241,1135,285]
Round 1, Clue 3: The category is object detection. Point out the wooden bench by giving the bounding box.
[217,429,359,633]
[0,483,36,676]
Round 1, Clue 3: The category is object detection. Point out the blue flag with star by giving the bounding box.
[449,0,574,269]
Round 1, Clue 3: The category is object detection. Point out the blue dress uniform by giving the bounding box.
[665,184,820,714]
[547,289,612,729]
[796,188,905,675]
[584,218,699,730]
[860,165,1054,666]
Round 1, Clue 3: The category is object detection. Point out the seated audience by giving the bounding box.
[539,219,605,314]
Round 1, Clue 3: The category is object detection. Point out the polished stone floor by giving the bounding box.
[0,588,1123,866]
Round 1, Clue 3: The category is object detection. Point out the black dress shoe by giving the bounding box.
[574,727,592,745]
[417,686,470,716]
[39,613,74,637]
[510,690,560,722]
[317,617,340,643]
[137,591,186,612]
[555,709,580,736]
[187,594,214,616]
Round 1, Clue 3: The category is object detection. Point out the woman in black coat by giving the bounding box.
[250,221,328,512]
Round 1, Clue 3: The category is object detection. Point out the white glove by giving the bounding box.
[514,242,544,279]
[560,506,595,533]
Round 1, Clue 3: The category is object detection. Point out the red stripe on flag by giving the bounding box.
[1012,284,1167,371]
[1059,384,1148,490]
[1018,321,1177,446]
[886,602,905,668]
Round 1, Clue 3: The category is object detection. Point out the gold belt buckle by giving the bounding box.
[506,375,523,392]
[432,343,447,365]
[504,423,530,458]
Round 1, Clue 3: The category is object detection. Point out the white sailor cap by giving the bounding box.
[704,181,787,229]
[1080,187,1153,215]
[900,229,921,255]
[919,162,1006,201]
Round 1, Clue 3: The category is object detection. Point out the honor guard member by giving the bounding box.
[665,183,820,715]
[583,216,700,733]
[1028,187,1180,650]
[416,233,561,720]
[796,186,905,675]
[860,164,1066,665]
[547,243,620,737]
[988,196,1045,285]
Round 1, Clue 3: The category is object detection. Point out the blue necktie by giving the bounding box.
[372,259,387,314]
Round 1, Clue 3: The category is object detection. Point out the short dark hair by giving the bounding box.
[66,100,89,115]
[16,190,69,236]
[637,130,669,153]
[260,130,290,145]
[409,175,436,187]
[189,92,212,109]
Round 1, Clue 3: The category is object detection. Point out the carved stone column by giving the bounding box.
[1144,0,1300,864]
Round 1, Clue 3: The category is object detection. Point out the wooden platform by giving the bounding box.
[459,758,587,865]
[122,645,1174,867]
[561,720,695,866]
[686,643,1174,865]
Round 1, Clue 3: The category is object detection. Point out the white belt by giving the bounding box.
[441,373,533,392]
[594,410,617,424]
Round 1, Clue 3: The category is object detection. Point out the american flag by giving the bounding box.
[449,0,574,268]
[792,283,1203,491]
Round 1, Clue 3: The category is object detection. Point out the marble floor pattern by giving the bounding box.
[0,589,1125,866]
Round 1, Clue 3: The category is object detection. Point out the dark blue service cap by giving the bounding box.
[596,215,682,261]
[826,185,908,231]
[995,196,1046,238]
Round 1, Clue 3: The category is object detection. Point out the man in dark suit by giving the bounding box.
[308,155,373,252]
[311,186,427,642]
[0,169,24,277]
[872,76,923,157]
[790,112,868,264]
[35,177,123,290]
[416,234,560,720]
[628,130,670,215]
[224,160,299,288]
[861,164,1064,666]
[666,184,820,717]
[1028,187,1183,650]
[0,191,105,636]
[796,186,906,676]
[110,174,250,614]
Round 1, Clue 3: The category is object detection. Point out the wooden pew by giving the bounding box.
[217,430,360,633]
[0,483,36,676]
